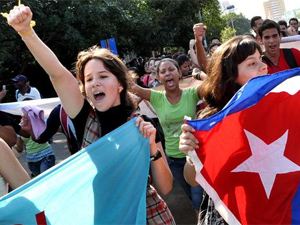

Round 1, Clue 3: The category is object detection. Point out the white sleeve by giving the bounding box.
[32,88,42,99]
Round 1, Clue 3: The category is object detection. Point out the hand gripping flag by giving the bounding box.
[0,118,150,225]
[186,67,300,225]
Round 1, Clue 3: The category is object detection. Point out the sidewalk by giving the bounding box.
[17,133,197,224]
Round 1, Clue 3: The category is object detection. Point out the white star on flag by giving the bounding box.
[232,129,300,199]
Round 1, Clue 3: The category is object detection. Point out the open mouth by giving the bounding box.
[269,44,276,50]
[166,78,174,87]
[94,92,105,101]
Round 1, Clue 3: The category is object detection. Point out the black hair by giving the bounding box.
[258,19,280,38]
[250,16,262,28]
[289,18,299,25]
[156,58,180,75]
[278,20,288,27]
[175,54,190,67]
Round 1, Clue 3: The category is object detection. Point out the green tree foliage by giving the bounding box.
[221,27,236,42]
[0,0,222,98]
[199,0,223,45]
[221,12,251,36]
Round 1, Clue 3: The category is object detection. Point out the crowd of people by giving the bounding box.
[0,3,299,224]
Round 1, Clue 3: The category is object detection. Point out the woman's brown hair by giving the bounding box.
[199,35,262,118]
[75,46,136,111]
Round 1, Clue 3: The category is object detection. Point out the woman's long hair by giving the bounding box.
[199,35,262,118]
[75,46,136,111]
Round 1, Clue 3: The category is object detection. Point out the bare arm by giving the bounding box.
[7,5,84,118]
[135,117,173,195]
[189,39,200,68]
[184,156,199,187]
[0,138,30,189]
[14,136,25,153]
[130,82,151,101]
[179,123,199,187]
[150,141,173,195]
[193,23,208,73]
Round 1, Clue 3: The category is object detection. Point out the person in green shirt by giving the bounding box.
[131,58,204,213]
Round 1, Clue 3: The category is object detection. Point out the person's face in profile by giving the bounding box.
[236,49,268,86]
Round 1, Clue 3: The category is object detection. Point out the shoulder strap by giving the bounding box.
[282,48,298,69]
[60,106,71,138]
[262,54,273,67]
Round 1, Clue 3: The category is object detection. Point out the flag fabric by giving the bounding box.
[0,118,150,225]
[0,97,60,118]
[186,68,300,225]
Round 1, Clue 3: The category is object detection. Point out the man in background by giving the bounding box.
[250,16,263,41]
[259,19,300,74]
[12,74,41,101]
[289,18,300,35]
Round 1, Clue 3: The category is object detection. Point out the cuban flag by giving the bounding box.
[186,68,300,225]
[0,118,150,225]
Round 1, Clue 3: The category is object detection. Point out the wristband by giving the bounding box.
[150,149,162,161]
[192,72,201,80]
[18,28,34,38]
[19,29,36,41]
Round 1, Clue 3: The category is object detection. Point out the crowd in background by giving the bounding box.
[0,4,300,224]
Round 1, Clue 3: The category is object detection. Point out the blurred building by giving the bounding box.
[263,0,286,22]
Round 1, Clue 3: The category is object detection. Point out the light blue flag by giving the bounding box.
[0,118,150,225]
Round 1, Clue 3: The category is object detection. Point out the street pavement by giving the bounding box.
[17,133,197,225]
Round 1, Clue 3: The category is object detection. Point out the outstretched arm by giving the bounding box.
[129,81,151,101]
[7,5,84,118]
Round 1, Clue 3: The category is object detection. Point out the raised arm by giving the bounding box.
[189,39,200,68]
[193,23,208,73]
[7,5,84,118]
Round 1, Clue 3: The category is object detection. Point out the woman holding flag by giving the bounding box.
[179,35,268,224]
[6,4,174,224]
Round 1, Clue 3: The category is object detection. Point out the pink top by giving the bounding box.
[142,74,153,86]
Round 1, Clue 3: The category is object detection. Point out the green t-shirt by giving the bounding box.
[150,86,200,158]
[21,136,51,154]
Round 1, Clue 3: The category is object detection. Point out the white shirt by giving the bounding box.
[16,86,42,102]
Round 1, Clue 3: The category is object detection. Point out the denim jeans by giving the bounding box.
[167,157,203,210]
[28,155,56,178]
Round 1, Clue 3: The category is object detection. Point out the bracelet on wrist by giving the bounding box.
[19,29,36,41]
[18,28,33,38]
[150,149,162,161]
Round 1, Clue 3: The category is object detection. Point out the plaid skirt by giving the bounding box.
[146,183,175,225]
